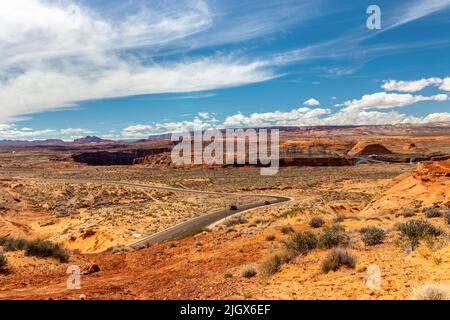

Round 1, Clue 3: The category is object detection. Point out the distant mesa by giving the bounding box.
[348,142,393,156]
[0,139,65,146]
[73,136,109,144]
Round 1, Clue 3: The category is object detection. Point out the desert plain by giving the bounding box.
[0,124,449,300]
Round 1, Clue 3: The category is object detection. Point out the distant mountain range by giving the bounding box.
[2,122,450,147]
[0,136,111,146]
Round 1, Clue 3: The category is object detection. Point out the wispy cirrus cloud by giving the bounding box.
[1,0,449,132]
[273,0,450,67]
[0,0,322,124]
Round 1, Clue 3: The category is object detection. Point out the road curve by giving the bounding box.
[9,177,292,248]
[109,182,292,248]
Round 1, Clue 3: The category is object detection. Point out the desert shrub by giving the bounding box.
[223,216,247,227]
[319,225,350,249]
[444,211,450,225]
[224,272,233,279]
[411,283,449,300]
[0,252,7,271]
[265,235,276,241]
[333,214,346,223]
[309,217,325,228]
[424,208,442,218]
[241,266,257,278]
[280,225,295,234]
[321,249,356,273]
[2,238,28,252]
[401,209,416,218]
[260,254,284,277]
[397,219,442,242]
[360,227,386,246]
[278,207,301,219]
[24,240,69,263]
[283,231,318,255]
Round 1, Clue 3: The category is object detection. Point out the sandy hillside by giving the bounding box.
[362,160,450,215]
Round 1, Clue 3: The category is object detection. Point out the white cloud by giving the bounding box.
[386,0,450,31]
[223,108,331,128]
[304,98,320,106]
[439,78,450,91]
[0,124,95,140]
[343,92,448,111]
[122,112,220,138]
[0,0,297,123]
[422,112,450,123]
[59,128,96,135]
[381,77,445,92]
[0,58,275,122]
[122,107,450,139]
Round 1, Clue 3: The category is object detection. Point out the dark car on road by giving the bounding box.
[229,204,238,210]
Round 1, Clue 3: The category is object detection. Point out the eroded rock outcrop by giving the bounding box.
[348,143,393,156]
[361,160,450,215]
[73,148,171,166]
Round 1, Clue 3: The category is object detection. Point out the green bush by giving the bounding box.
[0,252,7,271]
[397,219,442,242]
[360,227,386,246]
[423,208,442,218]
[25,240,69,263]
[319,225,350,249]
[2,238,28,252]
[309,217,325,228]
[265,235,276,241]
[321,249,356,273]
[283,231,318,255]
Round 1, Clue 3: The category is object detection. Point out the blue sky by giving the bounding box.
[0,0,449,140]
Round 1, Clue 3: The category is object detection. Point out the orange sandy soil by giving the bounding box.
[0,155,449,299]
[0,215,448,300]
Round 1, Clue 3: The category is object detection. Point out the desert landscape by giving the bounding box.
[0,124,449,300]
[1,1,449,305]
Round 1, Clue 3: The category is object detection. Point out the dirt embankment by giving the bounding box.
[362,160,450,214]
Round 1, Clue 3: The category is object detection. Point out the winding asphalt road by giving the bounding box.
[9,177,292,248]
[109,181,292,248]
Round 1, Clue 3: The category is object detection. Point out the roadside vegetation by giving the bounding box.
[0,237,69,263]
[258,223,355,277]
